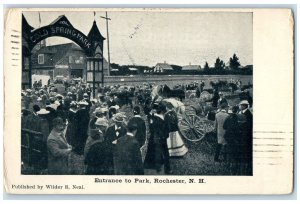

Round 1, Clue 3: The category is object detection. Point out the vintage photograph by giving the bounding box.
[20,10,253,176]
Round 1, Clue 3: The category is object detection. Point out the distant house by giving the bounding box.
[128,67,138,74]
[182,64,201,71]
[154,62,174,73]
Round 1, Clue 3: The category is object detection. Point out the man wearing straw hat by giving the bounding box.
[238,100,253,175]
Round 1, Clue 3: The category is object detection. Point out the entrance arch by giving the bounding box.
[22,14,106,97]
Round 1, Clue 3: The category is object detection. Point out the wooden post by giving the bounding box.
[101,12,111,76]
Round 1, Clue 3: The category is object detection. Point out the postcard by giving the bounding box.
[4,8,294,194]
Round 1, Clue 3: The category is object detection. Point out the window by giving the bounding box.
[87,61,91,71]
[75,57,84,64]
[79,56,84,63]
[38,54,44,64]
[95,61,99,71]
[69,56,73,64]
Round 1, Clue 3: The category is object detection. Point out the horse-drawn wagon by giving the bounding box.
[151,85,216,142]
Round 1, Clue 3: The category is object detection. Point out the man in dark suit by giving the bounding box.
[239,100,253,175]
[73,101,90,155]
[144,102,172,174]
[128,106,146,148]
[107,93,117,108]
[104,113,127,174]
[114,120,144,175]
[104,113,127,145]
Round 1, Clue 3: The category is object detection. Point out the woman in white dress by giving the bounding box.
[164,102,188,157]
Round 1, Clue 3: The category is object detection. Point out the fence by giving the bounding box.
[21,129,47,174]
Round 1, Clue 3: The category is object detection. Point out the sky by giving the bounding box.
[23,11,253,67]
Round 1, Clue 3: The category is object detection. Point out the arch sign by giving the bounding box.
[22,14,105,94]
[27,15,100,56]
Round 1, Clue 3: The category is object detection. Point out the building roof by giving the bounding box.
[155,63,173,70]
[49,15,73,27]
[129,68,138,71]
[182,65,201,70]
[22,14,34,31]
[87,21,105,41]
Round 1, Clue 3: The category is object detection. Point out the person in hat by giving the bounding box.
[98,94,106,106]
[84,117,113,175]
[65,101,78,145]
[127,106,146,148]
[55,94,68,123]
[164,102,188,157]
[63,92,72,110]
[238,100,253,175]
[211,89,220,108]
[223,105,241,174]
[77,85,85,101]
[70,87,77,101]
[88,107,108,132]
[83,93,89,100]
[84,117,109,158]
[107,93,117,108]
[36,108,51,140]
[47,117,72,175]
[73,100,90,155]
[144,102,172,174]
[108,105,120,119]
[214,102,229,162]
[104,113,127,145]
[114,119,144,175]
[217,92,228,109]
[239,91,253,108]
[23,89,33,110]
[45,98,59,131]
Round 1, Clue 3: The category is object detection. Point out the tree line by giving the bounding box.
[110,53,252,76]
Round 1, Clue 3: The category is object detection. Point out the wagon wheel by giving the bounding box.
[179,114,207,142]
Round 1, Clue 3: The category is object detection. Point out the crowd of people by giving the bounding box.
[21,78,252,175]
[213,99,253,175]
[21,81,190,175]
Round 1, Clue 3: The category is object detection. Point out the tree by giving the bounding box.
[229,53,241,70]
[214,57,225,70]
[111,63,121,69]
[204,62,209,71]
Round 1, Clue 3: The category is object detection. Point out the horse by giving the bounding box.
[150,85,185,116]
[152,84,185,101]
[162,84,185,101]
